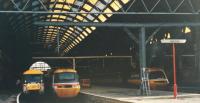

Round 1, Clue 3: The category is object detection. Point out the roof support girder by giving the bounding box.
[3,0,200,15]
[123,28,139,44]
[34,21,200,27]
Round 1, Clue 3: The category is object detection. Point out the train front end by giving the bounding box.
[52,68,80,98]
[23,69,44,94]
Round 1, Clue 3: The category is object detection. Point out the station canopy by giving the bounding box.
[2,0,130,56]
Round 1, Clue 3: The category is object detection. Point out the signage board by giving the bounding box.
[161,39,186,44]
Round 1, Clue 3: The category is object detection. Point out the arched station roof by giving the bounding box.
[1,0,130,56]
[0,0,200,56]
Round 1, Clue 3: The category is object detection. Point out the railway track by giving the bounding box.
[4,92,21,103]
[19,92,83,103]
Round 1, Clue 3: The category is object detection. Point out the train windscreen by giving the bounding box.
[24,74,42,83]
[54,72,77,83]
[149,71,166,79]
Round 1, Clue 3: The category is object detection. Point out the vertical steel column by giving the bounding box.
[193,27,200,79]
[73,58,76,69]
[57,33,60,54]
[139,27,147,95]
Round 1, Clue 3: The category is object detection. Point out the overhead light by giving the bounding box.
[167,33,171,39]
[150,41,153,44]
[184,27,191,34]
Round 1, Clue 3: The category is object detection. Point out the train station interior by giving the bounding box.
[0,0,200,103]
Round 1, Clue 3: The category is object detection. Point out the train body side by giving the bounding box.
[128,68,169,89]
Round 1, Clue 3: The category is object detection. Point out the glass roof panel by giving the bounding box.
[89,0,98,5]
[83,4,92,11]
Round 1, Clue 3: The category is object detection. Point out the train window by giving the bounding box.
[54,72,76,83]
[149,71,166,79]
[24,75,42,83]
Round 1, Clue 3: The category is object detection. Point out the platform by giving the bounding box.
[0,90,18,103]
[80,86,200,103]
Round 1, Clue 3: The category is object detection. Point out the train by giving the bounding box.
[52,68,80,98]
[127,68,169,89]
[92,68,169,90]
[22,69,44,94]
[22,67,80,98]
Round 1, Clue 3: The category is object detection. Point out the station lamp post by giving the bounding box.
[161,39,186,99]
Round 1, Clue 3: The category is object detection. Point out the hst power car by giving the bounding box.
[22,69,44,93]
[128,68,169,90]
[52,68,80,98]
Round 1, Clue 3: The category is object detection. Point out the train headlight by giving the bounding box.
[23,85,27,92]
[72,84,80,88]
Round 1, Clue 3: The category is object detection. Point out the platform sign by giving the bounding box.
[161,38,186,99]
[161,39,186,44]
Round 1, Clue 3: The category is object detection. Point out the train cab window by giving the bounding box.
[54,72,78,83]
[149,71,166,79]
[24,75,42,83]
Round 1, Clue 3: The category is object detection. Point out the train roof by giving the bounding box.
[54,68,77,73]
[23,69,44,75]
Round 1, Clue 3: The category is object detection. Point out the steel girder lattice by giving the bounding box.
[0,0,200,15]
